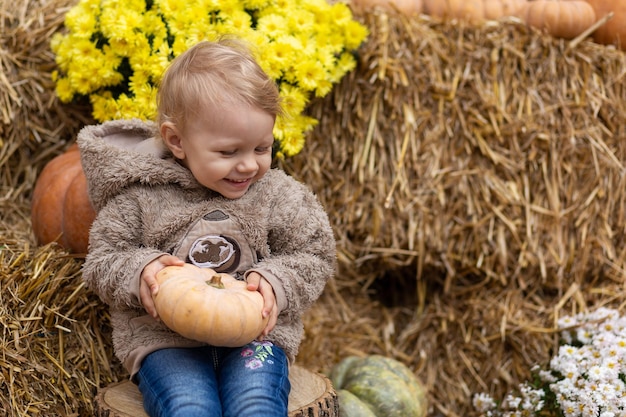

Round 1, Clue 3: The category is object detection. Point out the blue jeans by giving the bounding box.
[136,341,290,417]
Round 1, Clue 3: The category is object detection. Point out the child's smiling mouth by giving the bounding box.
[227,178,251,184]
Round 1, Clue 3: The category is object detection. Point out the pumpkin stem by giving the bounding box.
[206,274,225,289]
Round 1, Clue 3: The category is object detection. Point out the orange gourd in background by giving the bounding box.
[583,0,626,50]
[31,144,95,254]
[517,0,597,40]
[350,0,423,16]
[482,0,526,20]
[423,0,525,24]
[154,264,269,347]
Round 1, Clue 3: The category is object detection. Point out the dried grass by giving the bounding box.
[3,2,626,416]
[289,11,626,290]
[0,240,122,416]
[284,9,626,415]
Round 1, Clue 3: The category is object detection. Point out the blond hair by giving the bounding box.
[157,39,282,133]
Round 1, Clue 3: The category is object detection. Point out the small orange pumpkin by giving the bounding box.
[518,0,597,40]
[482,0,526,20]
[154,264,269,347]
[584,0,626,50]
[423,0,525,24]
[31,144,95,254]
[350,0,423,15]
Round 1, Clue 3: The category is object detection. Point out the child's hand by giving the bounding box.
[246,271,278,338]
[140,255,185,319]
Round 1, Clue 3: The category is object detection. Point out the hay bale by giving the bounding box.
[285,11,626,290]
[0,239,123,416]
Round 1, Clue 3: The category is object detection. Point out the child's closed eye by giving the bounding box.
[255,146,271,154]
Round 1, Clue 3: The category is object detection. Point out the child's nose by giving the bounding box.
[237,154,258,172]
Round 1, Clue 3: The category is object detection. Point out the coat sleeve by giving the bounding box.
[246,174,336,317]
[82,189,167,309]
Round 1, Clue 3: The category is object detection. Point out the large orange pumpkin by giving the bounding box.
[583,0,626,50]
[154,264,269,347]
[31,144,95,254]
[518,0,597,40]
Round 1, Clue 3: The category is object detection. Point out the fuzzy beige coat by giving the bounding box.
[78,119,336,378]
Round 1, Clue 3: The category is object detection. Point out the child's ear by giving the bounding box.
[161,122,185,159]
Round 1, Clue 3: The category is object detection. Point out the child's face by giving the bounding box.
[162,102,275,199]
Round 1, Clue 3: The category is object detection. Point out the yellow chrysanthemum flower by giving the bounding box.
[228,10,253,33]
[280,84,308,115]
[344,20,370,50]
[256,14,287,40]
[258,38,295,80]
[64,5,98,37]
[91,93,118,122]
[286,10,314,35]
[275,113,316,157]
[55,76,75,103]
[294,60,326,92]
[52,0,368,156]
[334,51,358,80]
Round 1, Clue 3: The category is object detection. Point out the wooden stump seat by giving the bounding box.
[94,365,338,417]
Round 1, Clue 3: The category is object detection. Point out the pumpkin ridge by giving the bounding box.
[216,292,252,345]
[163,277,196,335]
[343,368,418,416]
[336,389,378,417]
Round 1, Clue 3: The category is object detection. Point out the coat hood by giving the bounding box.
[77,119,199,212]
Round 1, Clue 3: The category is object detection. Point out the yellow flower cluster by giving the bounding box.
[51,0,368,157]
